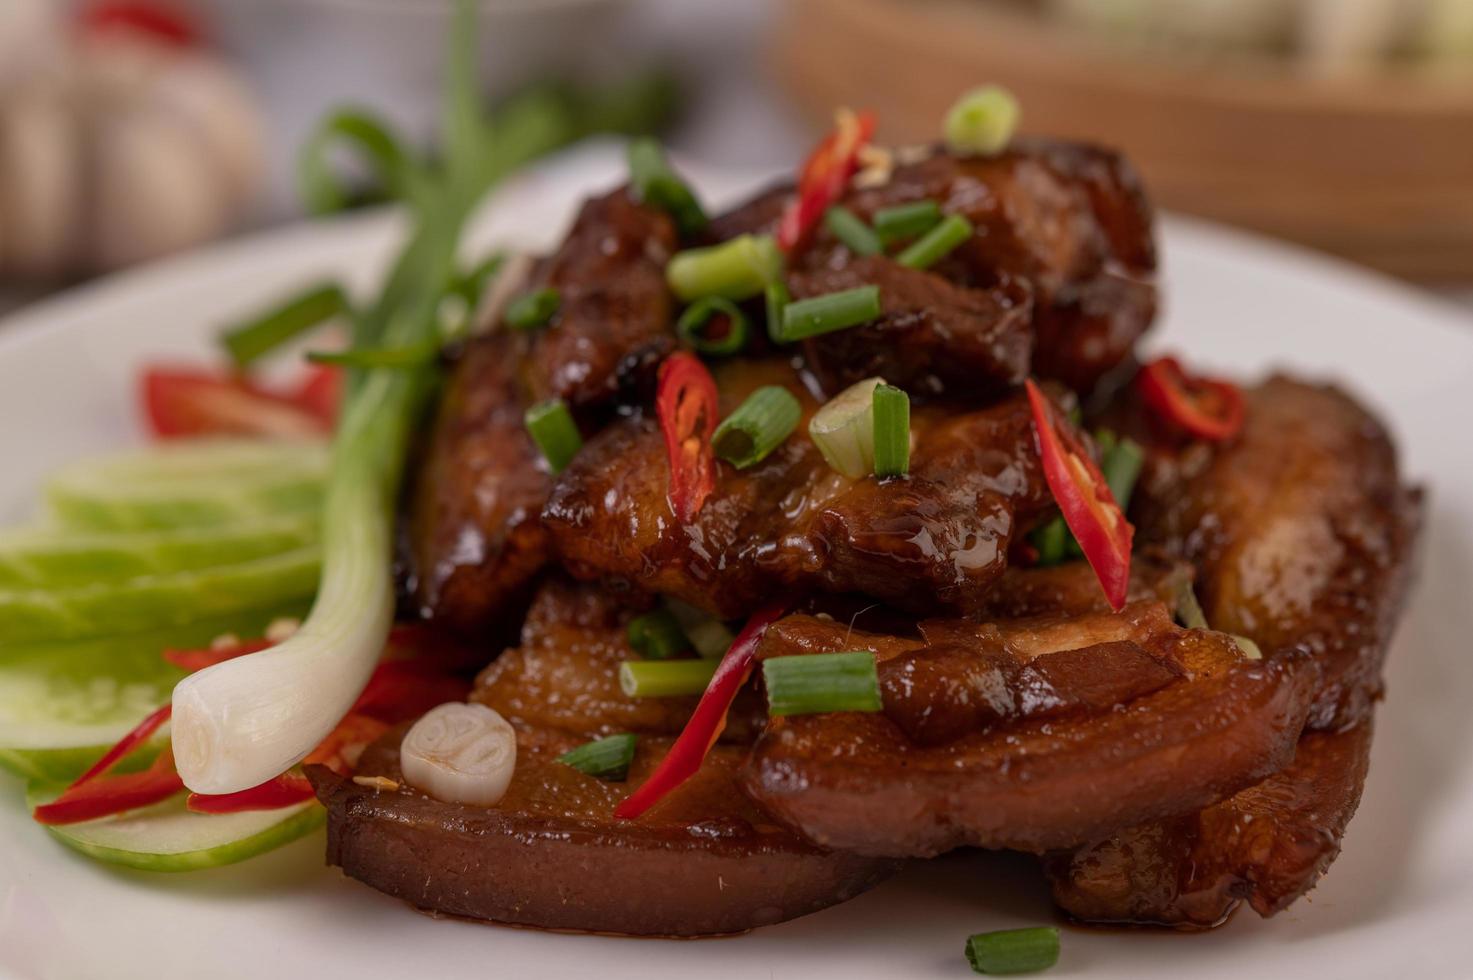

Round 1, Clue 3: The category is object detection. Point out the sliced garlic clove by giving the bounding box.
[400,702,517,806]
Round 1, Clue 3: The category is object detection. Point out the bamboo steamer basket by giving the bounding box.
[774,0,1473,281]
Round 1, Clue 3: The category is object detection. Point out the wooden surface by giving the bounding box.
[774,0,1473,282]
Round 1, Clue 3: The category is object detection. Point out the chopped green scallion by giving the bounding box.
[676,297,750,357]
[777,285,882,343]
[873,200,943,245]
[762,651,883,717]
[556,733,638,781]
[964,926,1059,975]
[809,377,884,478]
[1102,436,1145,512]
[222,283,352,368]
[944,85,1021,158]
[627,138,707,237]
[524,399,582,474]
[505,288,560,331]
[619,658,718,698]
[712,386,801,469]
[872,383,910,477]
[823,206,882,256]
[666,234,782,303]
[1030,518,1069,566]
[307,342,437,370]
[627,609,691,661]
[897,214,973,270]
[764,281,790,344]
[1176,580,1208,630]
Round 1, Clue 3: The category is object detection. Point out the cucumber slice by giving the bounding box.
[0,744,161,783]
[0,518,318,589]
[0,605,307,779]
[0,546,321,644]
[27,782,324,872]
[46,439,328,531]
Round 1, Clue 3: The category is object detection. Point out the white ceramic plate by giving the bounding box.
[2,145,1471,980]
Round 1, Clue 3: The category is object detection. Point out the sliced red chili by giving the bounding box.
[656,352,719,523]
[778,109,877,253]
[141,367,332,440]
[304,713,390,775]
[162,638,274,672]
[293,363,343,428]
[351,660,470,725]
[1025,379,1134,612]
[33,747,184,826]
[1137,356,1245,442]
[69,703,173,787]
[78,1,201,48]
[615,603,786,820]
[187,774,315,815]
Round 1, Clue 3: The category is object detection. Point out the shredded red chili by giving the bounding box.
[141,366,337,440]
[615,604,786,820]
[777,109,876,253]
[1137,356,1245,442]
[1025,380,1134,611]
[33,747,184,826]
[656,352,719,523]
[187,773,315,815]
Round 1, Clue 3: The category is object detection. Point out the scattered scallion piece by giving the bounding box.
[823,206,882,256]
[712,386,801,469]
[676,297,750,357]
[873,200,942,245]
[307,343,437,370]
[627,138,707,237]
[1231,634,1264,661]
[1101,436,1145,512]
[504,287,560,331]
[872,383,911,477]
[944,85,1021,158]
[619,658,719,698]
[1030,517,1069,566]
[627,609,691,661]
[762,652,883,717]
[222,283,353,368]
[808,377,883,478]
[964,926,1059,975]
[665,599,736,660]
[1176,580,1208,630]
[764,281,790,344]
[556,733,639,781]
[666,234,782,302]
[524,399,582,474]
[897,214,973,270]
[778,285,882,343]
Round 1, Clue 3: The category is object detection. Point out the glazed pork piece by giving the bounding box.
[311,725,899,936]
[742,602,1315,856]
[543,379,1058,620]
[710,139,1157,395]
[1047,376,1422,927]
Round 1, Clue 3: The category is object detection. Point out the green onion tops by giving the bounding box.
[677,297,750,357]
[944,85,1021,158]
[619,658,719,698]
[556,733,639,782]
[823,205,883,256]
[505,287,561,331]
[762,651,883,717]
[712,386,802,469]
[871,383,911,477]
[627,138,707,237]
[897,214,974,270]
[666,234,783,303]
[764,281,791,344]
[808,377,884,478]
[627,609,691,661]
[873,200,942,245]
[524,399,582,475]
[777,285,882,343]
[964,927,1059,975]
[222,282,351,368]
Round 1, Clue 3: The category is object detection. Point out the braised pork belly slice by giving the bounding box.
[403,331,552,638]
[1047,720,1374,929]
[522,185,678,408]
[542,385,1056,620]
[310,724,899,937]
[710,139,1156,395]
[742,602,1316,856]
[472,577,764,742]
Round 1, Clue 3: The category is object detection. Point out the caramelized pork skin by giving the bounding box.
[404,332,552,637]
[1047,721,1374,928]
[311,725,899,937]
[743,603,1315,856]
[472,577,764,742]
[542,386,1056,620]
[710,140,1157,394]
[522,186,678,408]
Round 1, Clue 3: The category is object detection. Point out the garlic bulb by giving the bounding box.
[400,703,518,806]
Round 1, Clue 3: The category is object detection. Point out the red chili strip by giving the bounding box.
[1025,380,1134,612]
[778,109,877,253]
[33,748,184,826]
[140,366,336,440]
[1137,356,1245,442]
[162,638,274,672]
[69,703,173,787]
[615,603,786,820]
[656,352,719,523]
[187,774,315,815]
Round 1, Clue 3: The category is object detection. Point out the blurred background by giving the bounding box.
[1,0,1470,317]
